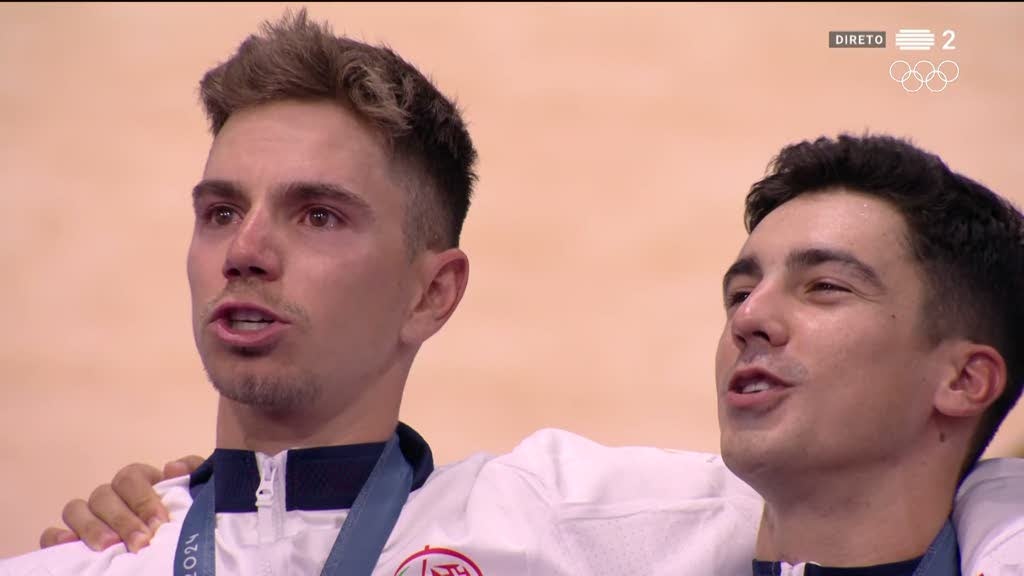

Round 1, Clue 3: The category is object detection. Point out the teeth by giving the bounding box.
[230,310,271,322]
[740,381,772,394]
[231,320,271,332]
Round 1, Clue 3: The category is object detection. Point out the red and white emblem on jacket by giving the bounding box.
[394,546,483,576]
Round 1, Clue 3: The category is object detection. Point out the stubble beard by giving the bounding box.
[206,361,322,413]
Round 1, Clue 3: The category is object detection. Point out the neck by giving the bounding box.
[753,449,960,566]
[215,380,404,454]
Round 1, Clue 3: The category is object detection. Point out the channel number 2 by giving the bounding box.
[942,30,956,50]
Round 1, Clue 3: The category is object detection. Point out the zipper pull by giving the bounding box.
[255,457,277,544]
[255,458,277,508]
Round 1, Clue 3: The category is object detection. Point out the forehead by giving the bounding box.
[740,190,910,264]
[203,100,395,194]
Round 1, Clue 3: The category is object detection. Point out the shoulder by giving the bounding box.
[491,429,761,576]
[0,477,192,576]
[0,536,178,576]
[479,428,761,506]
[418,428,759,504]
[405,429,760,576]
[954,457,1024,575]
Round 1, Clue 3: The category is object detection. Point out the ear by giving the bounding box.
[933,342,1007,419]
[400,247,470,346]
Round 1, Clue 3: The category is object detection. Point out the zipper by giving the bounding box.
[255,456,278,545]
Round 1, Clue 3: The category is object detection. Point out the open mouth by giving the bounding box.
[724,368,794,409]
[228,309,276,332]
[208,302,289,349]
[729,367,790,394]
[735,380,775,394]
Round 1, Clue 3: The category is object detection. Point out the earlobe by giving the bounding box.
[400,248,470,345]
[934,345,1006,418]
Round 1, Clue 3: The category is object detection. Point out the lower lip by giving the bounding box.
[210,318,289,349]
[725,386,791,410]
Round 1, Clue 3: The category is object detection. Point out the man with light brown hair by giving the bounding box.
[0,8,769,576]
[1,6,486,575]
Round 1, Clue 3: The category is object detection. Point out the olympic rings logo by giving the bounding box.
[889,60,959,93]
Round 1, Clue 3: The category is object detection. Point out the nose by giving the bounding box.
[222,207,282,282]
[730,282,789,350]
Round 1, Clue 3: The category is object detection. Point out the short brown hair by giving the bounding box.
[199,8,477,250]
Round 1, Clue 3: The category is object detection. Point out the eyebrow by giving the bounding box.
[787,247,885,291]
[722,256,762,297]
[721,247,886,297]
[192,179,373,216]
[192,179,244,209]
[278,181,372,214]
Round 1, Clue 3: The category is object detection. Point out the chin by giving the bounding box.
[207,368,321,412]
[720,432,785,485]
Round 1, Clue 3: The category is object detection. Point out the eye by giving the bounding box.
[809,281,849,293]
[206,205,239,226]
[726,290,751,308]
[303,207,341,228]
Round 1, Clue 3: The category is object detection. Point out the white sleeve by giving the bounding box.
[492,428,762,576]
[954,457,1024,576]
[0,541,127,576]
[0,476,192,576]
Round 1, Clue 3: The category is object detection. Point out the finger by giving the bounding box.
[88,481,161,553]
[61,498,120,551]
[111,462,170,533]
[39,527,78,549]
[162,455,204,479]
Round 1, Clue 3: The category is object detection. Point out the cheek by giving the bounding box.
[833,321,915,372]
[310,258,404,321]
[714,327,736,381]
[808,322,923,409]
[187,244,221,293]
[804,311,885,362]
[186,239,233,322]
[186,246,204,296]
